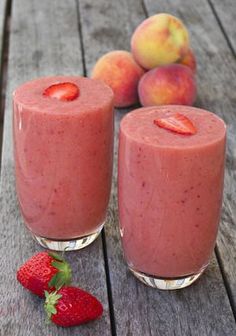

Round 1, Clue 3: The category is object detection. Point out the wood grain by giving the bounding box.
[0,0,235,335]
[0,0,8,151]
[144,0,236,316]
[209,0,236,53]
[80,0,236,334]
[79,0,145,75]
[0,1,111,335]
[0,0,7,68]
[205,0,236,314]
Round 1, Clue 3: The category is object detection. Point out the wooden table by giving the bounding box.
[0,1,235,335]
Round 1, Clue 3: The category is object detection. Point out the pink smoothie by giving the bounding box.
[118,106,226,278]
[13,76,114,239]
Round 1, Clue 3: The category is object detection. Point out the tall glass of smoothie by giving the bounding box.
[13,76,114,251]
[118,106,226,289]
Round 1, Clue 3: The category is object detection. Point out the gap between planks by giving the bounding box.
[102,229,118,336]
[215,245,236,322]
[76,0,87,76]
[76,0,236,333]
[143,0,236,323]
[0,0,12,168]
[206,0,236,321]
[0,1,111,335]
[207,0,236,58]
[75,2,117,334]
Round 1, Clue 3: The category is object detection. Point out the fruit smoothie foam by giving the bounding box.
[13,76,114,240]
[118,106,226,278]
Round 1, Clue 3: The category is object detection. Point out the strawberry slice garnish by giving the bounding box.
[43,82,79,101]
[44,286,103,327]
[154,113,197,135]
[17,252,72,297]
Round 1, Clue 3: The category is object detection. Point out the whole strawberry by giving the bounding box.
[44,286,103,327]
[17,252,72,297]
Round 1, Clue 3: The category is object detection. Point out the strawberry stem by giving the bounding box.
[48,253,72,290]
[44,290,62,320]
[48,252,64,262]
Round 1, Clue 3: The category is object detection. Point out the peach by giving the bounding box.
[131,13,189,69]
[178,48,197,73]
[138,64,196,106]
[91,50,145,108]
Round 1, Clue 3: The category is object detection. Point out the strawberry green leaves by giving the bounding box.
[48,253,72,290]
[17,252,103,327]
[17,251,72,297]
[45,290,62,320]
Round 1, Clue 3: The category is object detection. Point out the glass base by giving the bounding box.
[32,225,103,251]
[129,267,204,290]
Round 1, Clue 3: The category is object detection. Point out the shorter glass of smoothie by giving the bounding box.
[118,106,226,289]
[13,76,114,251]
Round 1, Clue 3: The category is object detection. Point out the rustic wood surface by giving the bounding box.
[209,0,236,54]
[79,0,236,334]
[0,1,111,335]
[0,0,235,335]
[143,0,236,316]
[0,0,7,69]
[0,0,7,153]
[145,0,236,320]
[208,0,236,314]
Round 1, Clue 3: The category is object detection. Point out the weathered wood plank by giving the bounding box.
[206,2,236,312]
[79,0,236,334]
[79,0,145,75]
[209,0,236,53]
[144,0,236,316]
[0,0,8,156]
[0,1,111,335]
[0,0,7,67]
